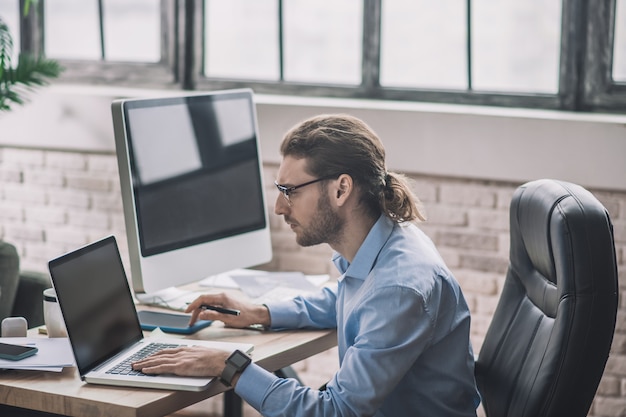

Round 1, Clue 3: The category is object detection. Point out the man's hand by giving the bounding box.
[186,293,271,328]
[131,346,230,377]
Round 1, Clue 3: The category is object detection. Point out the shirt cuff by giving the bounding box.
[234,363,278,410]
[265,299,298,329]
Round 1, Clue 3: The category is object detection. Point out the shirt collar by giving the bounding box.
[332,215,395,281]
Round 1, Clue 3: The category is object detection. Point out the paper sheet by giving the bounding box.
[137,269,331,311]
[0,337,74,371]
[200,269,330,300]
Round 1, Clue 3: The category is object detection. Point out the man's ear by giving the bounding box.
[335,174,353,206]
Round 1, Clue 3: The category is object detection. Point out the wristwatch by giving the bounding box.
[220,350,252,387]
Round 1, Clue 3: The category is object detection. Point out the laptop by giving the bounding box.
[47,235,253,391]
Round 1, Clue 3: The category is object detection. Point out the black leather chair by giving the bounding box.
[475,179,618,417]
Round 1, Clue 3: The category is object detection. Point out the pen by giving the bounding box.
[199,304,241,316]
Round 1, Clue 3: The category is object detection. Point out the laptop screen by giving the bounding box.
[48,236,143,374]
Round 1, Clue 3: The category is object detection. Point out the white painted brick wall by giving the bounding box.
[440,183,498,208]
[0,147,624,416]
[45,151,88,170]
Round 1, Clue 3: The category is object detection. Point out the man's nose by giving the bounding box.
[274,194,289,215]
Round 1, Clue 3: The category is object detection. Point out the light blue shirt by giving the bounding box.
[236,215,480,417]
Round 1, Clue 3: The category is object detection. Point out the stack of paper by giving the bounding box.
[0,337,74,372]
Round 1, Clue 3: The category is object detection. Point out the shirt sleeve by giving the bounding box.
[235,285,434,417]
[266,284,338,330]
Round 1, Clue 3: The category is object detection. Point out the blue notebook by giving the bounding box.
[137,310,212,334]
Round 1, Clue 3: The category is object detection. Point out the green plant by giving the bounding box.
[0,5,62,112]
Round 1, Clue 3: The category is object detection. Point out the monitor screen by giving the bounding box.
[111,89,272,294]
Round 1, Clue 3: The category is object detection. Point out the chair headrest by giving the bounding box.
[509,179,614,317]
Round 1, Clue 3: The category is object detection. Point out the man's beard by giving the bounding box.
[296,191,344,247]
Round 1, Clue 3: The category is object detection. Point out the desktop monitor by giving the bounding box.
[111,89,272,294]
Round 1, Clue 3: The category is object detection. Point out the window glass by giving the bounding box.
[472,0,561,93]
[204,0,279,80]
[283,0,362,85]
[0,1,20,61]
[614,0,626,82]
[380,0,467,90]
[45,0,100,59]
[103,0,160,62]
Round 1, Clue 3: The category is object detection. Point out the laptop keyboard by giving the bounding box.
[106,342,182,376]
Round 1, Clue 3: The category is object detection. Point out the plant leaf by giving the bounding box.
[0,11,62,112]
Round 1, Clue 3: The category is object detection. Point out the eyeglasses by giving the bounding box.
[274,174,339,205]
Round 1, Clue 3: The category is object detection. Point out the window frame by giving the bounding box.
[14,0,626,113]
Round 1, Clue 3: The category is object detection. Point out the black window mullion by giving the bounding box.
[181,0,196,90]
[558,0,587,110]
[361,0,381,95]
[19,0,44,56]
[278,0,284,81]
[198,0,204,76]
[161,0,176,70]
[466,0,472,91]
[97,0,105,60]
[581,0,626,110]
[173,0,179,76]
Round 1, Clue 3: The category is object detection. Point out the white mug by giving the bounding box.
[43,288,67,338]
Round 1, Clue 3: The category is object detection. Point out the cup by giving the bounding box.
[43,288,67,338]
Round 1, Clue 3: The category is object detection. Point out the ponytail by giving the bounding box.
[380,172,426,223]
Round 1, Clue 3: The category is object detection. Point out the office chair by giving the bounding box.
[0,241,20,323]
[475,179,618,417]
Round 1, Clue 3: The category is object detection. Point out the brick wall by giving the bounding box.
[0,147,624,416]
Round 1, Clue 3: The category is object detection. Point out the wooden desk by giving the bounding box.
[0,325,337,417]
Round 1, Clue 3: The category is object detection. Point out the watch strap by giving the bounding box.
[220,349,251,387]
[220,361,239,387]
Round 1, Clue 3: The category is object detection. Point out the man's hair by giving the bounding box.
[280,114,426,223]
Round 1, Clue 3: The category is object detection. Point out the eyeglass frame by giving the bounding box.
[274,174,341,205]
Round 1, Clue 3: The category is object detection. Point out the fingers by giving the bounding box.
[186,294,217,325]
[131,346,230,377]
[132,347,179,366]
[186,293,238,325]
[188,308,201,326]
[131,348,190,374]
[183,293,266,329]
[185,293,230,314]
[135,362,176,375]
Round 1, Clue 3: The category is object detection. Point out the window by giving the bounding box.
[471,0,561,94]
[4,0,626,112]
[45,1,101,60]
[204,0,279,81]
[379,0,561,94]
[44,0,160,62]
[204,0,362,85]
[380,0,467,90]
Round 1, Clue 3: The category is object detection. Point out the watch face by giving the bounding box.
[230,351,251,368]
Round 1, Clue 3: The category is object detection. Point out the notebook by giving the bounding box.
[47,235,253,391]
